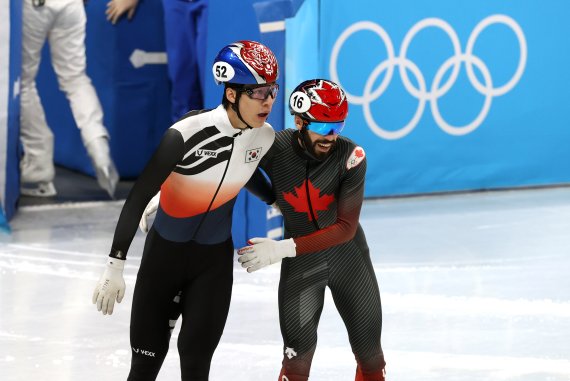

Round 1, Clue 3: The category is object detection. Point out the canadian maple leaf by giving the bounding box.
[355,148,364,158]
[282,179,334,221]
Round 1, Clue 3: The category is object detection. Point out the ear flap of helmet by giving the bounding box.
[212,40,279,85]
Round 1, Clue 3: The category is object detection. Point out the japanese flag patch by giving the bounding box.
[347,146,365,170]
[245,147,262,163]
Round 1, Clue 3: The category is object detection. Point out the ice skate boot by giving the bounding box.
[21,181,57,197]
[355,366,386,381]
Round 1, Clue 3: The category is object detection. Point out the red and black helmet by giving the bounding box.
[289,79,348,135]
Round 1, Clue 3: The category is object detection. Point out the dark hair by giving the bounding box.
[222,83,244,109]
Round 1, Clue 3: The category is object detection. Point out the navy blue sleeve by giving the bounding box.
[244,168,276,205]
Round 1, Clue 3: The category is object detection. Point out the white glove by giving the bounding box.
[237,237,296,273]
[92,257,126,315]
[271,202,281,213]
[139,192,160,233]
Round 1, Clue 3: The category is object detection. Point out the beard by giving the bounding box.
[303,133,337,160]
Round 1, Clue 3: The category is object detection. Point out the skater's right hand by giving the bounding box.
[139,192,160,234]
[92,257,126,315]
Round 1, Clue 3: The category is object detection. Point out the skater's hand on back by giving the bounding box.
[139,192,160,234]
[237,238,296,272]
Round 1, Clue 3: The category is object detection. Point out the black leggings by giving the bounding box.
[278,229,385,380]
[127,228,234,381]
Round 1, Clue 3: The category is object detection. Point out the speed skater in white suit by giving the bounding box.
[20,0,118,197]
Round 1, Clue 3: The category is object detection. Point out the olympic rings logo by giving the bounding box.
[330,15,527,139]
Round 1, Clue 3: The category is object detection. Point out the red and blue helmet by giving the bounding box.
[289,79,349,135]
[212,40,279,85]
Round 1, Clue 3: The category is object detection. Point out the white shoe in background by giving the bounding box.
[21,181,57,197]
[86,137,119,199]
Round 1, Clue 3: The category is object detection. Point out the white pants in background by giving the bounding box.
[20,0,109,183]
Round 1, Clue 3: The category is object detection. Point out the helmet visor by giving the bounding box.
[306,120,345,136]
[243,83,279,100]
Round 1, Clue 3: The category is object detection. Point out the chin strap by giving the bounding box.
[298,126,323,162]
[231,91,253,130]
[233,126,252,138]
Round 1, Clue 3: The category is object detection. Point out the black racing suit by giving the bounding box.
[257,129,386,381]
[108,105,274,381]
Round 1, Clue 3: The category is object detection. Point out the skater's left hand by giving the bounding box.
[92,257,126,315]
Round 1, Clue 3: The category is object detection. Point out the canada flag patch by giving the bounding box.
[347,146,365,170]
[245,147,262,163]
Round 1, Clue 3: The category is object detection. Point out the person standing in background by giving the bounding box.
[20,0,119,197]
[106,0,208,122]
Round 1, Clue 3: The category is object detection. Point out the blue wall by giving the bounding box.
[37,0,171,178]
[11,0,569,225]
[31,0,294,246]
[307,0,570,196]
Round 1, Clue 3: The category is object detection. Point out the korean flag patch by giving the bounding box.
[246,147,262,163]
[347,146,365,170]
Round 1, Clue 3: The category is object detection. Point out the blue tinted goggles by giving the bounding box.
[306,120,345,136]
